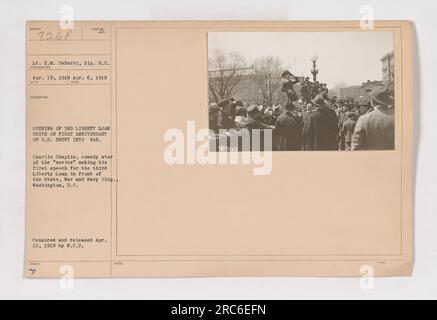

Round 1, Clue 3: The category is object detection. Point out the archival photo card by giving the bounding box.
[25,21,413,278]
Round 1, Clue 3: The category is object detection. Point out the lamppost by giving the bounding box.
[311,55,318,82]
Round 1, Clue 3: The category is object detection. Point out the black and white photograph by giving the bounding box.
[208,32,395,151]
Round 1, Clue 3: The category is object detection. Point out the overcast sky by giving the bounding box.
[208,32,393,88]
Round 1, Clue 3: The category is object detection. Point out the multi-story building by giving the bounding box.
[381,51,394,85]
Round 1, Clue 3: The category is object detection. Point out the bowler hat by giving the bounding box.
[247,105,258,115]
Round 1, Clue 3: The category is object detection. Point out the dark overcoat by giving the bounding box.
[275,111,303,151]
[302,106,338,150]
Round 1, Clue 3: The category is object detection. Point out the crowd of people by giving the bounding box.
[209,70,395,151]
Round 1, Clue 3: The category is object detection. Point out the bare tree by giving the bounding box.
[208,49,247,104]
[253,56,286,106]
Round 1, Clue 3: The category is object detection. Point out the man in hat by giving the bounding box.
[274,102,303,151]
[300,77,312,104]
[337,100,350,124]
[357,101,372,119]
[240,105,274,151]
[352,86,394,150]
[302,95,338,150]
[321,83,329,97]
[272,106,282,124]
[244,105,274,131]
[340,112,358,151]
[281,70,300,108]
[229,98,238,118]
[217,98,235,130]
[209,102,223,134]
[335,100,343,118]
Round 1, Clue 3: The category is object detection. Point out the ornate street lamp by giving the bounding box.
[311,55,319,82]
